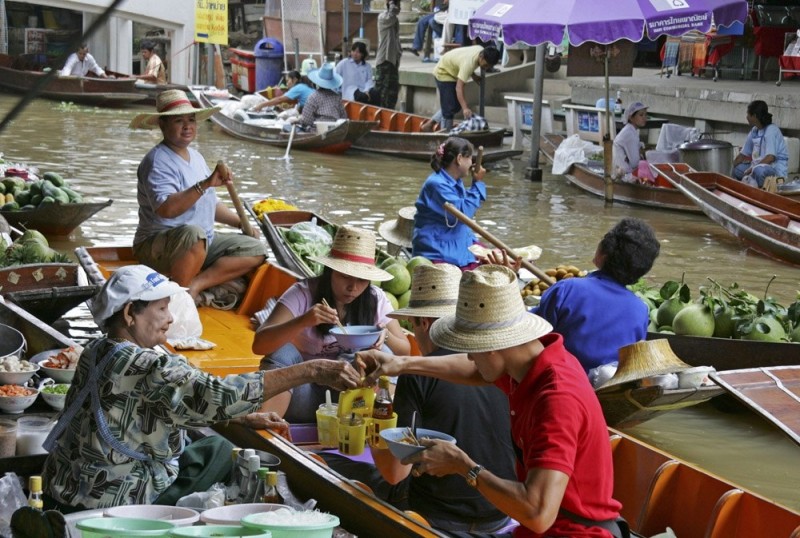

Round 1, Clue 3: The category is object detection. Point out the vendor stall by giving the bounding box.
[777,30,800,85]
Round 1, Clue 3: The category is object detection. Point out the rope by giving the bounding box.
[623,388,715,412]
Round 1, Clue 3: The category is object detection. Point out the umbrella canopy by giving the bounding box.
[470,0,749,47]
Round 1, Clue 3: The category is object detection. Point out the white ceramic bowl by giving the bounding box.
[379,427,456,460]
[40,384,70,411]
[0,386,39,414]
[104,505,200,527]
[0,363,39,386]
[329,325,383,351]
[28,349,77,384]
[200,503,288,526]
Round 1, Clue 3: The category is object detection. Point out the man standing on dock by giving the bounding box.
[432,45,500,130]
[375,0,402,109]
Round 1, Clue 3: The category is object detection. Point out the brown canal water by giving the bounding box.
[1,95,799,510]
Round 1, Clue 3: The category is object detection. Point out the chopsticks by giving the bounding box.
[322,298,347,334]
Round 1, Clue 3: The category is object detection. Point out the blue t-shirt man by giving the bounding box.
[283,83,314,108]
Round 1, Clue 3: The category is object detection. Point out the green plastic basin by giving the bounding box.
[77,517,175,538]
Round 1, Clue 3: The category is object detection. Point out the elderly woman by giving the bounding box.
[42,265,361,511]
[612,101,649,183]
[732,100,789,188]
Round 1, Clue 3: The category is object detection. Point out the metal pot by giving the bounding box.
[678,138,734,175]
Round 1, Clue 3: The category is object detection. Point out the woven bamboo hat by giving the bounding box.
[379,206,416,249]
[309,225,392,282]
[388,263,461,319]
[430,265,553,353]
[596,339,691,391]
[130,89,220,130]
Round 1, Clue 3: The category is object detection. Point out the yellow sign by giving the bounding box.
[195,0,228,44]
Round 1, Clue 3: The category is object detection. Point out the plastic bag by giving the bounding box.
[166,290,203,343]
[282,219,334,275]
[0,473,27,537]
[553,134,600,175]
[176,482,226,510]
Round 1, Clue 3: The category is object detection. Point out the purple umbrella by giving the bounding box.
[470,0,748,195]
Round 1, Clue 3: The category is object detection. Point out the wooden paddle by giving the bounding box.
[473,145,484,171]
[443,202,555,285]
[216,161,255,237]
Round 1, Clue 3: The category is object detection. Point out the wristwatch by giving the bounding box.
[466,464,484,487]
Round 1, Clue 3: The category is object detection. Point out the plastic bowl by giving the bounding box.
[200,504,288,526]
[76,517,175,537]
[169,526,272,537]
[28,349,76,384]
[329,325,382,351]
[241,510,340,538]
[0,386,39,414]
[40,384,70,411]
[104,505,200,527]
[0,363,39,386]
[379,427,456,460]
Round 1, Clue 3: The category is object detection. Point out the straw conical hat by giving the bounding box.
[309,225,392,282]
[596,339,691,392]
[130,89,219,130]
[379,206,416,249]
[388,263,461,319]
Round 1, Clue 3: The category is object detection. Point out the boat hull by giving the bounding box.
[0,200,112,236]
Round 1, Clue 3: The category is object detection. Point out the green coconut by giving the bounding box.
[672,303,715,337]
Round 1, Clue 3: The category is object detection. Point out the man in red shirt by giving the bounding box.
[358,265,624,537]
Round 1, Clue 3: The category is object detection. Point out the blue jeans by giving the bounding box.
[412,13,443,51]
[732,162,780,188]
[436,79,460,130]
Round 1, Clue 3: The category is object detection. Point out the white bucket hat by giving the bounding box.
[624,101,647,124]
[388,263,461,319]
[309,225,392,282]
[430,265,553,353]
[130,89,220,130]
[378,206,416,249]
[90,264,186,330]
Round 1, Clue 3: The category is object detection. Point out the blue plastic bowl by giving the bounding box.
[329,325,382,351]
[379,427,457,460]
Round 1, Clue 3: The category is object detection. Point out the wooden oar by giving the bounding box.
[443,202,555,285]
[216,160,255,237]
[474,145,484,171]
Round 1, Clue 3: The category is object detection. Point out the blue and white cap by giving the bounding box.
[90,264,186,329]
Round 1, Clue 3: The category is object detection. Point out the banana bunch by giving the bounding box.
[522,265,588,298]
[252,198,298,218]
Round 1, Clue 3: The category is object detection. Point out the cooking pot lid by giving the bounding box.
[678,139,733,150]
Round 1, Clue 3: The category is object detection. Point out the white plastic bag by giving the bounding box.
[552,134,600,175]
[166,290,205,350]
[0,473,27,537]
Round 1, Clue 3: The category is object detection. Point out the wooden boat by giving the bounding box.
[246,205,394,279]
[195,90,377,154]
[343,100,522,163]
[597,383,725,428]
[105,69,193,106]
[652,164,800,265]
[539,134,701,213]
[0,54,146,107]
[0,199,113,236]
[4,285,98,324]
[645,332,799,371]
[711,366,800,447]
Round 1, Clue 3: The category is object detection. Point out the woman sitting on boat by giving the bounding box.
[42,265,362,511]
[413,137,486,269]
[612,101,650,184]
[290,63,347,133]
[732,100,789,188]
[253,225,410,423]
[251,70,314,113]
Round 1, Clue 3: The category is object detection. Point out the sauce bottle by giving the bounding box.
[372,376,393,420]
[28,475,43,510]
[262,471,283,504]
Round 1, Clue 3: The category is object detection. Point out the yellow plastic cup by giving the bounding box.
[316,403,339,448]
[338,415,367,456]
[368,412,397,449]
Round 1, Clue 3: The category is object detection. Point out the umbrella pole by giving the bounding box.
[603,52,614,203]
[525,43,547,182]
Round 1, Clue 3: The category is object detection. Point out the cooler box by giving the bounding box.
[254,38,284,91]
[229,47,256,93]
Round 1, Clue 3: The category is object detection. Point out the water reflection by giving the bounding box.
[1,94,798,508]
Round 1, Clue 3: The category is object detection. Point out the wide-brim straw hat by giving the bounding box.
[389,263,461,319]
[130,89,220,130]
[309,224,392,282]
[430,265,553,353]
[596,339,691,391]
[379,206,416,249]
[307,63,343,90]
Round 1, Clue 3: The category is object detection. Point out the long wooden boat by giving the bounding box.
[195,90,377,154]
[711,366,800,447]
[0,199,112,236]
[343,100,522,163]
[539,134,701,213]
[0,54,146,107]
[0,261,93,323]
[4,285,98,324]
[106,69,192,106]
[653,164,800,265]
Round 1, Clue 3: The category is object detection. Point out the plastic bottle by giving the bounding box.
[262,471,283,504]
[372,376,393,420]
[614,91,623,115]
[238,453,262,504]
[251,467,269,503]
[224,447,242,505]
[28,475,43,510]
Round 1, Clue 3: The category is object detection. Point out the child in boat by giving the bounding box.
[252,225,410,423]
[412,136,486,269]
